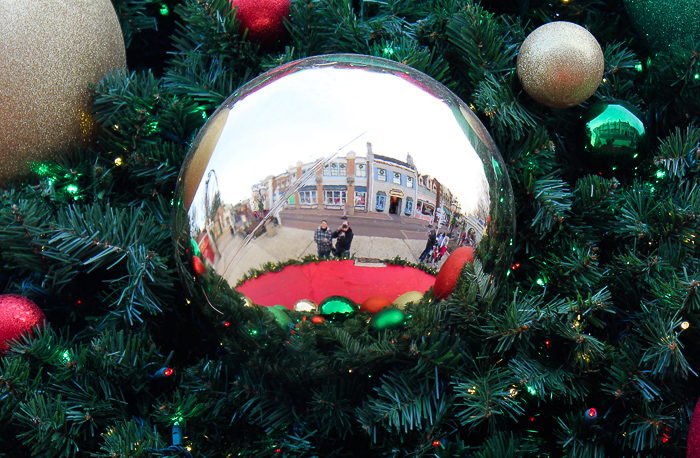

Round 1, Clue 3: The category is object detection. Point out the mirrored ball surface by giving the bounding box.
[173,54,514,308]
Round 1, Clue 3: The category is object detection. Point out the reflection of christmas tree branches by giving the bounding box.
[382,256,437,276]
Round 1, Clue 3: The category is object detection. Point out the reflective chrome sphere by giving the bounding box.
[173,54,514,309]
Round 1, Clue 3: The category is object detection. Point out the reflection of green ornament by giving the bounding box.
[369,308,406,332]
[319,296,357,321]
[581,100,648,177]
[624,0,700,52]
[190,239,201,257]
[268,307,292,328]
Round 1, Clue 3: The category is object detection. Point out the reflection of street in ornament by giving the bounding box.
[172,55,514,313]
[172,54,515,341]
[517,22,604,109]
[581,100,648,177]
[319,296,358,321]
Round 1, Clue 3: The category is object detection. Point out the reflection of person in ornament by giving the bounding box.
[466,228,476,247]
[437,234,449,261]
[314,220,333,258]
[418,229,437,263]
[332,221,353,258]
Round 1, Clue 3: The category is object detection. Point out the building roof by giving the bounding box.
[373,154,414,170]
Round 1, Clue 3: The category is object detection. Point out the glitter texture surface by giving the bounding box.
[689,396,700,458]
[0,0,126,181]
[231,0,290,45]
[516,22,604,109]
[624,0,700,52]
[0,294,45,353]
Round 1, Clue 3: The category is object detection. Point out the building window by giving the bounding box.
[406,176,414,188]
[404,197,413,215]
[330,163,338,176]
[416,200,423,213]
[418,176,424,186]
[422,202,435,216]
[323,164,330,176]
[376,192,386,211]
[392,172,401,185]
[377,168,386,182]
[356,163,367,177]
[355,191,366,208]
[339,163,347,176]
[299,190,317,205]
[324,190,346,205]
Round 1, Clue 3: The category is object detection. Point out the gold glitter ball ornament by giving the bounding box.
[0,0,126,181]
[517,22,604,109]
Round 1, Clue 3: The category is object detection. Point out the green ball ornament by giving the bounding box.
[267,306,293,328]
[624,0,700,52]
[319,296,357,321]
[369,308,406,332]
[190,239,201,257]
[581,100,649,176]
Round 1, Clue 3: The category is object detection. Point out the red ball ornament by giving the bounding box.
[688,397,700,458]
[0,294,45,354]
[433,246,474,301]
[360,295,392,315]
[230,0,290,46]
[191,255,206,278]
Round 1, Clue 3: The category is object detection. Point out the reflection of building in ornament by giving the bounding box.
[250,142,459,225]
[590,120,640,151]
[367,143,418,217]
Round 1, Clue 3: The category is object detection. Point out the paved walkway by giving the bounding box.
[211,223,445,288]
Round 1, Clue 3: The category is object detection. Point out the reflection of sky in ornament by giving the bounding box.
[189,67,491,230]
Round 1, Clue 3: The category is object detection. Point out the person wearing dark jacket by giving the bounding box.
[332,221,354,258]
[418,229,437,263]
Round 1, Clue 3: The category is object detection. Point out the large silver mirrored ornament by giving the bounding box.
[173,54,514,311]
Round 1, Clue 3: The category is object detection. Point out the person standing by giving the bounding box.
[314,220,333,258]
[418,229,437,263]
[437,234,449,261]
[332,221,354,258]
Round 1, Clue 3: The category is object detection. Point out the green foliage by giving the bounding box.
[2,0,700,456]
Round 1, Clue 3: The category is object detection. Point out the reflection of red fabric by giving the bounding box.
[237,260,435,309]
[197,232,214,263]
